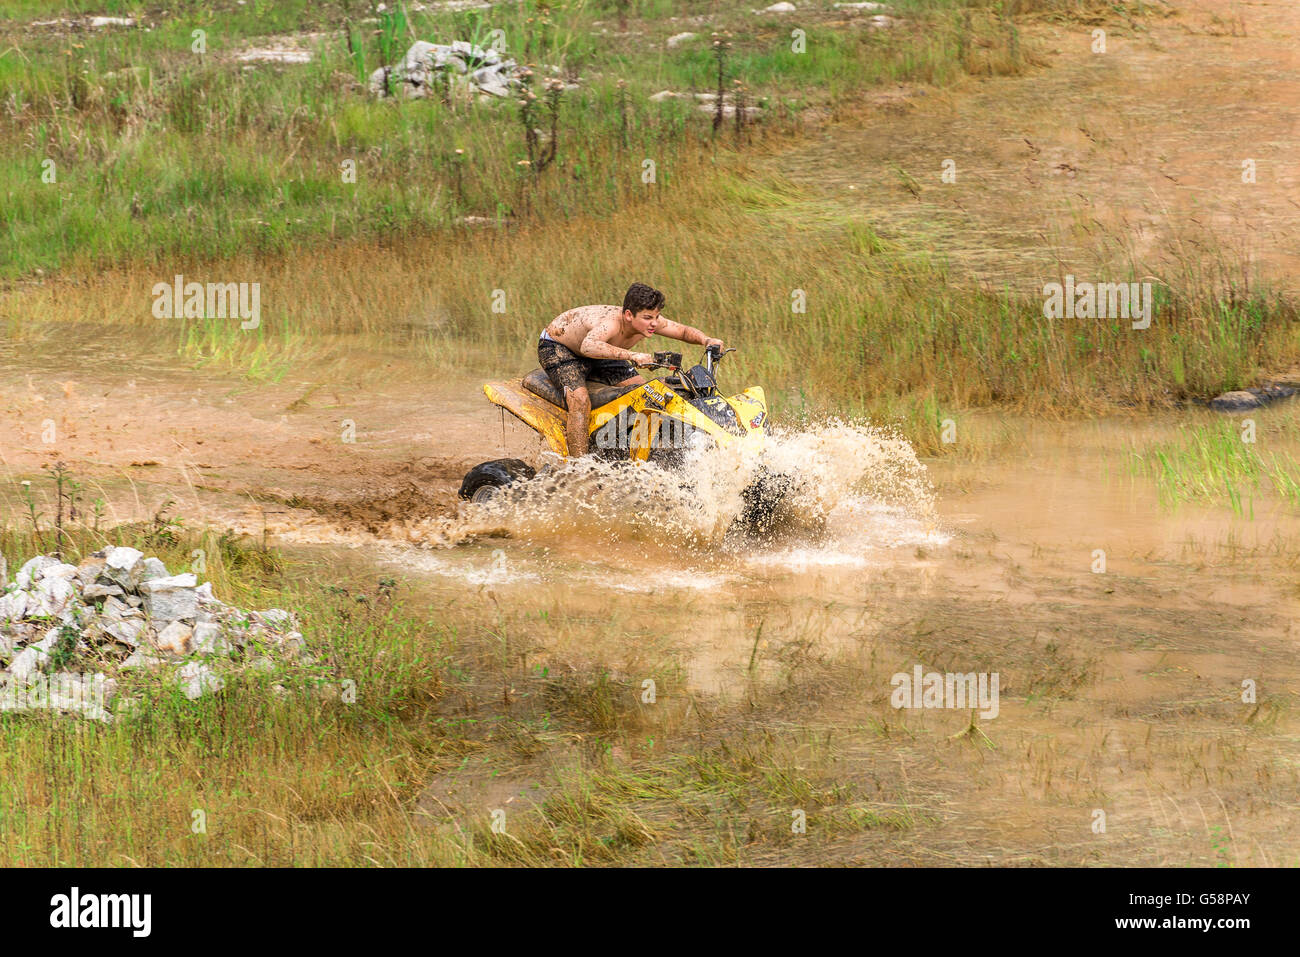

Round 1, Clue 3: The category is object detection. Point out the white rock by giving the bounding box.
[368,66,391,96]
[33,627,64,653]
[235,48,314,64]
[477,78,510,97]
[89,16,135,27]
[101,547,144,591]
[259,609,295,628]
[83,582,125,600]
[374,40,522,99]
[449,40,501,63]
[154,621,193,656]
[666,32,697,48]
[0,591,28,621]
[833,1,888,8]
[41,672,115,720]
[192,622,233,656]
[141,557,169,582]
[9,646,48,681]
[121,648,165,669]
[16,556,60,590]
[696,102,763,119]
[139,574,198,621]
[758,2,796,12]
[470,64,496,83]
[278,631,305,659]
[195,581,224,607]
[649,90,685,102]
[96,676,118,708]
[100,596,131,621]
[178,662,225,700]
[31,577,74,616]
[104,619,144,648]
[74,558,106,586]
[43,563,78,581]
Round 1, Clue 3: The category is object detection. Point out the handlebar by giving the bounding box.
[704,345,735,375]
[641,346,736,375]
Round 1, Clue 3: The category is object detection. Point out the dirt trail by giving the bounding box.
[0,324,532,536]
[777,0,1300,292]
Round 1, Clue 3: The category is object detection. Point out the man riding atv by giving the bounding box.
[539,283,725,457]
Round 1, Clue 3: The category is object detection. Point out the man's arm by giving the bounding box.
[579,318,648,362]
[655,318,723,349]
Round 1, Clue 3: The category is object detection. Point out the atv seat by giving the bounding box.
[522,369,638,410]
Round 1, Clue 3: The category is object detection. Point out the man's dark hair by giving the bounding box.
[622,283,665,315]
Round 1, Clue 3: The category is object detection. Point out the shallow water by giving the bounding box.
[6,318,1300,863]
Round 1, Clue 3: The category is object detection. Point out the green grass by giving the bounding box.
[0,480,928,866]
[0,0,1083,278]
[1129,419,1300,515]
[4,0,1279,447]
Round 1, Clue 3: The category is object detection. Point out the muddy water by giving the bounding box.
[6,312,1298,861]
[387,410,1300,863]
[377,410,1300,700]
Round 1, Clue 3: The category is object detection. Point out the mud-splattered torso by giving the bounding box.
[543,305,648,352]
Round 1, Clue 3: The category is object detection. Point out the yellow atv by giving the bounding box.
[460,345,789,526]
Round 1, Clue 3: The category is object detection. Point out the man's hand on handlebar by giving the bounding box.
[630,352,655,367]
[704,337,725,351]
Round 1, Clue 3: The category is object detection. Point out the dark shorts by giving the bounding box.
[538,337,637,396]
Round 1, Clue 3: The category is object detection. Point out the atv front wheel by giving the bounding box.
[459,458,536,503]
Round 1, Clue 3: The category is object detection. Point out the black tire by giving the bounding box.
[459,458,536,502]
[738,470,791,531]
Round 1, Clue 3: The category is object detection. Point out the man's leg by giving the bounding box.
[538,338,592,458]
[591,358,644,389]
[564,386,591,457]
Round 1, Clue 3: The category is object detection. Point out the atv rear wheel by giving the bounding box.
[459,458,536,503]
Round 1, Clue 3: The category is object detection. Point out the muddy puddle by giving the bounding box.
[371,408,1300,863]
[381,410,1300,692]
[6,312,1299,860]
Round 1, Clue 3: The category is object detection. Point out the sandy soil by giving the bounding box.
[777,0,1300,294]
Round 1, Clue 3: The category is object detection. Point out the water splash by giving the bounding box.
[402,419,937,553]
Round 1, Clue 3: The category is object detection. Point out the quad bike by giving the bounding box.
[460,344,790,526]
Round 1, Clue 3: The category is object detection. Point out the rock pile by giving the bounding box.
[648,89,764,121]
[369,40,524,100]
[0,547,306,721]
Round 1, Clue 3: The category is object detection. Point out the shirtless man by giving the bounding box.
[538,283,725,457]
